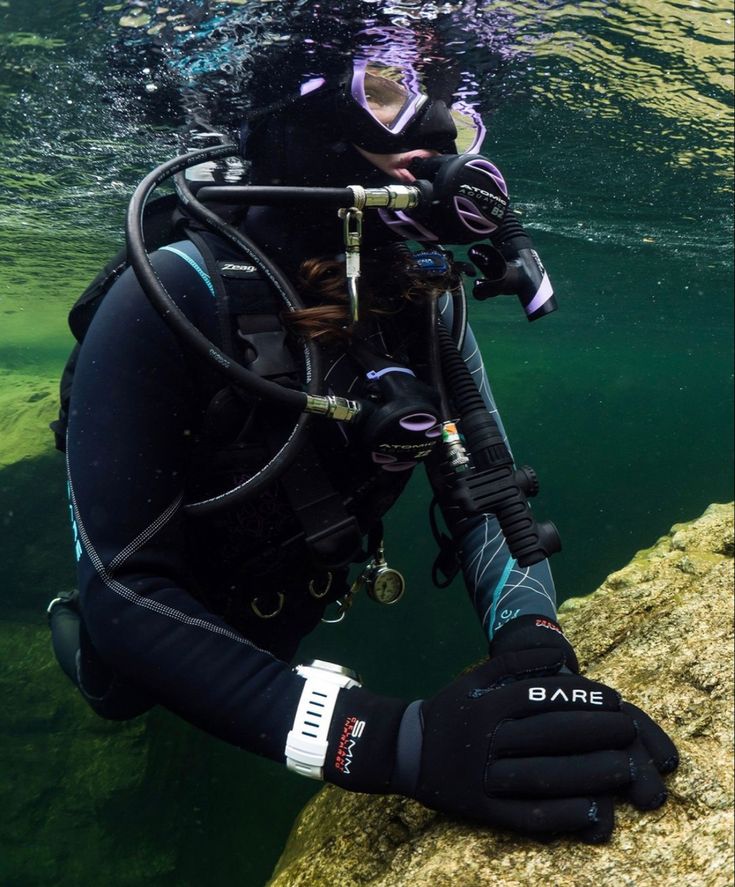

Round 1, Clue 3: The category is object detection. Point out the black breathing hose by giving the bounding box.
[437,322,505,465]
[194,185,362,207]
[125,145,312,413]
[179,168,323,514]
[437,321,562,566]
[125,145,325,514]
[449,278,468,353]
[173,170,321,395]
[427,297,454,424]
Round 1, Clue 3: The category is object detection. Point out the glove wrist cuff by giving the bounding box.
[490,615,580,673]
[323,686,408,793]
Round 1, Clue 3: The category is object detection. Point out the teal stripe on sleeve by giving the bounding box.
[160,245,215,297]
[487,556,517,640]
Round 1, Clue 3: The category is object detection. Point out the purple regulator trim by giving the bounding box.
[466,158,508,196]
[453,196,497,235]
[372,452,417,471]
[378,209,438,242]
[399,413,438,432]
[372,454,417,472]
[425,424,442,439]
[524,271,554,316]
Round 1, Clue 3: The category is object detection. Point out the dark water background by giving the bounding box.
[1,1,732,884]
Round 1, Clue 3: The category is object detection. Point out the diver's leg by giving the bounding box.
[48,592,153,720]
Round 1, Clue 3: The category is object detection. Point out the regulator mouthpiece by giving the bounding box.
[383,153,509,244]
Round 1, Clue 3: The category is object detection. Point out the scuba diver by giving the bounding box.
[48,56,678,843]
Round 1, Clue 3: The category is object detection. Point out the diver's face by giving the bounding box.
[353,144,439,183]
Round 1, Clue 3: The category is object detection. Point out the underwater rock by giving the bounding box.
[269,503,735,887]
[0,616,316,885]
[0,374,58,467]
[0,621,191,885]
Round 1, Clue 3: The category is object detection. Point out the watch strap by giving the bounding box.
[285,661,361,779]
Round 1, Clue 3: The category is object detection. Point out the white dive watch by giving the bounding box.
[285,659,362,780]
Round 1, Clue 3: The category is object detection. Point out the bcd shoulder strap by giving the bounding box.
[185,227,299,384]
[183,229,365,570]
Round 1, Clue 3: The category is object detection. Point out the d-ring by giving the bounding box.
[251,592,285,619]
[309,571,333,600]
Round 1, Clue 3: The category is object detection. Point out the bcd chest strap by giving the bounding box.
[276,434,365,570]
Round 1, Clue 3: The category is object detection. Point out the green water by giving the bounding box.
[1,1,733,884]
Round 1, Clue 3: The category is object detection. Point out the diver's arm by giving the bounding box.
[428,317,559,641]
[66,247,303,755]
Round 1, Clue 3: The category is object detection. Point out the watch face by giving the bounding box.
[369,568,406,605]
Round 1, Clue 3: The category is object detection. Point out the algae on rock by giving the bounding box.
[270,503,735,887]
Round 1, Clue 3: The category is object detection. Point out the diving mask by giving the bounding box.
[294,59,485,156]
[341,60,486,155]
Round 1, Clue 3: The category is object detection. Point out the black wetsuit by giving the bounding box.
[64,217,558,759]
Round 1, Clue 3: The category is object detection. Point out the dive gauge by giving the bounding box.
[363,541,406,606]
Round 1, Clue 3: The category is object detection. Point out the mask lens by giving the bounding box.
[450,103,486,154]
[352,62,427,134]
[364,71,410,127]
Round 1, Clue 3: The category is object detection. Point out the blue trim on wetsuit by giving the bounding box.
[160,245,215,297]
[487,555,517,640]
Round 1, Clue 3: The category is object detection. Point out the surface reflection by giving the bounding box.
[503,0,733,171]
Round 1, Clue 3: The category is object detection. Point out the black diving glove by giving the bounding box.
[322,647,674,843]
[489,615,680,811]
[489,613,581,672]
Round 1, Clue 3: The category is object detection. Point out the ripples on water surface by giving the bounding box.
[1,1,733,884]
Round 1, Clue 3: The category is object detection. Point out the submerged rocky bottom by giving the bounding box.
[269,503,735,887]
[1,504,732,885]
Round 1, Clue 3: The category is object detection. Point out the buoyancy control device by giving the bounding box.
[53,141,561,569]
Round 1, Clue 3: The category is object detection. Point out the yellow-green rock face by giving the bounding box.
[270,503,735,887]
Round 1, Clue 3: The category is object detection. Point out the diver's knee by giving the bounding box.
[48,593,153,721]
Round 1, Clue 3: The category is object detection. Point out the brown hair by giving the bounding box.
[283,251,458,343]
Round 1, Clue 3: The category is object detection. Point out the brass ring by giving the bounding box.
[308,571,333,600]
[250,592,285,619]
